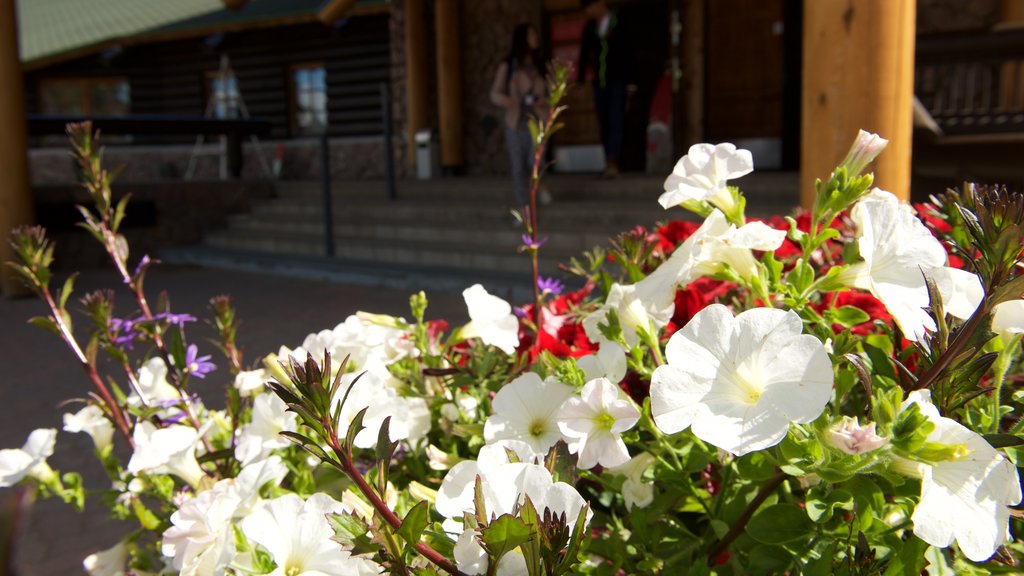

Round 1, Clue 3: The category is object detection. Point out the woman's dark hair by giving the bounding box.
[507,23,545,73]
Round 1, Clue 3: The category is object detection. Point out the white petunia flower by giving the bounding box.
[235,393,298,466]
[161,485,241,576]
[659,143,754,212]
[577,343,627,384]
[335,314,416,368]
[992,300,1024,342]
[484,372,574,455]
[437,443,590,575]
[650,209,786,291]
[898,391,1022,562]
[454,527,528,576]
[582,282,675,349]
[826,417,889,455]
[127,422,205,487]
[83,540,129,576]
[233,369,268,397]
[133,357,181,405]
[844,189,983,342]
[460,284,520,354]
[607,452,657,509]
[330,362,431,449]
[63,405,114,452]
[0,428,57,487]
[557,378,640,469]
[650,304,833,456]
[241,493,380,576]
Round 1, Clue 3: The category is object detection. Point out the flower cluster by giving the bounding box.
[4,124,1024,575]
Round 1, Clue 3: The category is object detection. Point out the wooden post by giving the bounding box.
[0,0,34,297]
[434,0,464,169]
[680,0,705,150]
[801,0,916,208]
[318,0,358,25]
[405,0,429,168]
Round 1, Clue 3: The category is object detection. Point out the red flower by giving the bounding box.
[664,278,736,338]
[655,220,700,254]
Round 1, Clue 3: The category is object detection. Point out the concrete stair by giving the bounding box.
[165,173,800,287]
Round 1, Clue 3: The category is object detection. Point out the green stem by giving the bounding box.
[989,336,1020,433]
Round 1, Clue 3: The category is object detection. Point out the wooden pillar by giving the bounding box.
[801,0,916,208]
[680,0,705,149]
[0,0,34,297]
[405,0,429,167]
[1002,0,1024,23]
[434,0,464,169]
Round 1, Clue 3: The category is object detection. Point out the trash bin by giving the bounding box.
[415,129,438,180]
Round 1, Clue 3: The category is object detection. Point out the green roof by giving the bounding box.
[18,0,383,68]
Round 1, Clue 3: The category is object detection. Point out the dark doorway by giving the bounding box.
[703,0,802,170]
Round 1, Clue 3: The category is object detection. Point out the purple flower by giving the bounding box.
[110,316,142,348]
[184,345,216,379]
[156,312,197,327]
[537,276,565,297]
[133,255,152,278]
[513,306,528,319]
[521,234,548,250]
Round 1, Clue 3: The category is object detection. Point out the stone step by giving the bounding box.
[246,198,683,228]
[221,215,630,254]
[203,229,570,274]
[272,172,800,204]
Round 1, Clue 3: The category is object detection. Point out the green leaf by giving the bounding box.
[345,407,368,451]
[748,544,793,574]
[983,433,1024,448]
[327,511,369,544]
[832,305,871,328]
[132,498,162,531]
[28,316,61,336]
[805,488,853,523]
[746,504,814,545]
[397,500,431,548]
[58,273,78,309]
[787,259,815,295]
[480,514,533,563]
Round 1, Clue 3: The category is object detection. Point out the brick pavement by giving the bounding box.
[0,264,470,575]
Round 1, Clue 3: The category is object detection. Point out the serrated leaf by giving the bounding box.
[480,514,533,562]
[345,407,368,451]
[557,502,590,574]
[473,475,488,526]
[397,500,431,547]
[328,511,370,544]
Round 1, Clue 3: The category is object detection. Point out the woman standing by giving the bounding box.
[490,23,548,213]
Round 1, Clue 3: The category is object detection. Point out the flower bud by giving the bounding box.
[826,417,889,455]
[840,130,888,177]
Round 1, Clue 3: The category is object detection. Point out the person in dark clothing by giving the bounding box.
[578,0,635,178]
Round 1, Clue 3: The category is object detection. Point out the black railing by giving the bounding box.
[916,28,1024,137]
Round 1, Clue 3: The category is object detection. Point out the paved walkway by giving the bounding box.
[0,264,469,575]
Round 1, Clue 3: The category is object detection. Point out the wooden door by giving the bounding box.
[705,0,786,141]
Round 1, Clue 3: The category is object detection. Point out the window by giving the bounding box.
[290,64,328,136]
[205,71,241,119]
[39,78,130,116]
